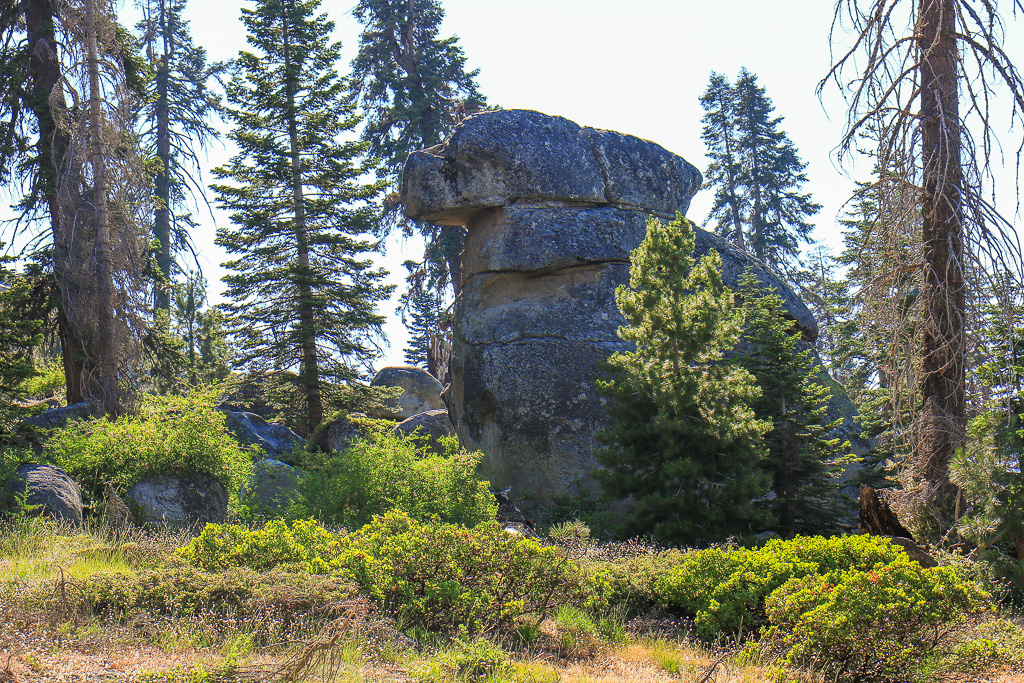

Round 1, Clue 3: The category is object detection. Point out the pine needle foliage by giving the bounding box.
[700,69,820,272]
[213,0,393,434]
[738,268,852,537]
[595,215,770,546]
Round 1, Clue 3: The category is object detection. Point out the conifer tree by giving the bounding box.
[0,247,42,397]
[596,215,770,546]
[738,268,850,537]
[213,0,393,434]
[350,0,486,357]
[135,0,223,313]
[700,69,819,272]
[402,275,443,367]
[0,0,150,414]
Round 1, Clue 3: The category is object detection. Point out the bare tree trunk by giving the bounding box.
[24,0,87,404]
[85,0,121,416]
[153,0,173,314]
[916,0,965,527]
[282,7,323,433]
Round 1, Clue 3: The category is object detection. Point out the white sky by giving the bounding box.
[22,1,1024,370]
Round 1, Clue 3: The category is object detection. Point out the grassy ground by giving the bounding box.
[2,518,1023,683]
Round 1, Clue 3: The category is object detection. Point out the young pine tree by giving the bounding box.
[596,215,770,546]
[738,268,850,537]
[700,69,819,273]
[213,0,393,434]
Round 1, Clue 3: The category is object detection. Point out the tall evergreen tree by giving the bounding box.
[350,0,486,360]
[0,247,42,398]
[135,0,223,313]
[596,215,770,546]
[700,69,820,272]
[738,268,850,537]
[213,0,393,434]
[0,0,149,413]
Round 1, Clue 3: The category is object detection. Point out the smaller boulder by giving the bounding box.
[394,409,455,456]
[367,366,445,420]
[126,473,228,528]
[2,464,83,528]
[325,413,371,453]
[223,410,304,464]
[22,402,95,430]
[242,459,303,512]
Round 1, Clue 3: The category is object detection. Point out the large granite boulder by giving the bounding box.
[223,410,304,464]
[242,459,303,512]
[126,473,228,528]
[368,366,445,420]
[2,464,83,528]
[394,409,455,456]
[401,108,864,510]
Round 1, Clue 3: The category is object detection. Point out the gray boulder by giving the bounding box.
[242,459,303,512]
[394,409,455,456]
[223,410,304,464]
[22,402,95,430]
[402,108,860,510]
[126,473,228,528]
[2,464,83,528]
[325,413,371,453]
[367,366,445,420]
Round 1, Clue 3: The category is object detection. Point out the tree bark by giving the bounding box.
[916,0,965,527]
[85,0,121,416]
[282,5,323,434]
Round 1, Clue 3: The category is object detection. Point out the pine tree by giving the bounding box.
[0,0,150,414]
[738,268,850,537]
[700,69,819,272]
[213,0,393,434]
[701,72,746,249]
[0,247,42,397]
[350,0,486,357]
[402,275,444,367]
[596,215,770,546]
[135,0,223,313]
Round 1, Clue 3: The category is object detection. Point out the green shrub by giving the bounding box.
[656,535,919,640]
[82,557,357,618]
[297,428,496,527]
[176,513,582,634]
[45,390,254,499]
[334,511,576,633]
[760,558,992,682]
[21,360,65,400]
[176,518,341,572]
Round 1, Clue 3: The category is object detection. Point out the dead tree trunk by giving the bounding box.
[916,0,965,528]
[85,0,122,416]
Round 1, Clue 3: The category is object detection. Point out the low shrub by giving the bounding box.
[176,518,341,572]
[177,513,583,634]
[45,390,254,500]
[655,534,909,639]
[760,558,992,682]
[297,428,496,528]
[335,511,577,633]
[82,558,358,619]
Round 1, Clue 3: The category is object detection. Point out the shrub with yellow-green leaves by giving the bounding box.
[178,513,582,634]
[760,558,991,682]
